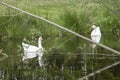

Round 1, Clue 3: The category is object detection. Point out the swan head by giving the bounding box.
[91,25,96,29]
[39,36,42,41]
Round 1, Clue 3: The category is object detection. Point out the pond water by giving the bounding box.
[0,35,120,80]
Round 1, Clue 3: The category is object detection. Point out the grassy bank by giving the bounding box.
[0,0,120,50]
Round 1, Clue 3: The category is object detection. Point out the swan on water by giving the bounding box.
[91,25,101,48]
[22,36,44,66]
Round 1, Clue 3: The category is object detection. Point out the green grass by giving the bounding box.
[0,0,80,40]
[0,0,120,46]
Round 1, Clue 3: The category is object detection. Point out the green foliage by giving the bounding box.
[93,0,120,17]
[59,8,90,35]
[0,49,8,61]
[0,0,120,80]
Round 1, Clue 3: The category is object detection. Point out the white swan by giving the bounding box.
[22,36,44,66]
[91,25,101,48]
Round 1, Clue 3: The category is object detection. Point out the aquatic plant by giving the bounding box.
[0,49,8,61]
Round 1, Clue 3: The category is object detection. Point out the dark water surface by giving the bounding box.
[0,37,120,80]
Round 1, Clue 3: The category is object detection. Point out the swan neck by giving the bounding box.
[38,40,42,48]
[38,44,42,48]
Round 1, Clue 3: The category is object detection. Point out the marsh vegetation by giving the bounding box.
[0,0,120,80]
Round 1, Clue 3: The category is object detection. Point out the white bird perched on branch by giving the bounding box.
[22,36,44,66]
[91,25,101,48]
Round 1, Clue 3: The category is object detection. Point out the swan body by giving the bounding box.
[22,36,44,66]
[91,25,101,48]
[22,43,39,59]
